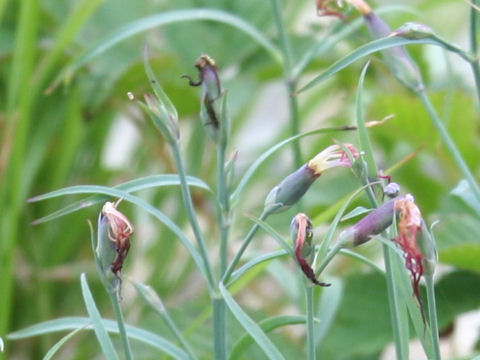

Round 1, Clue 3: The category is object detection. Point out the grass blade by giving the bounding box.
[219,283,286,360]
[42,326,86,360]
[80,273,119,360]
[8,317,190,360]
[229,315,306,360]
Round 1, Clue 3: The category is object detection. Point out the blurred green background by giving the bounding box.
[1,0,479,359]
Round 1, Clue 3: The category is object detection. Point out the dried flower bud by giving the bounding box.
[96,201,134,292]
[183,54,227,144]
[362,12,424,92]
[291,213,330,286]
[264,144,359,214]
[390,22,435,40]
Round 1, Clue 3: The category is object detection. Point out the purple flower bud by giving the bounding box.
[363,12,424,92]
[384,182,401,198]
[264,144,359,213]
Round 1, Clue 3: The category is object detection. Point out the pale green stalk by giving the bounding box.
[417,90,480,204]
[109,292,134,360]
[305,284,316,360]
[425,274,441,360]
[170,143,216,290]
[217,144,230,275]
[270,0,302,167]
[212,296,227,360]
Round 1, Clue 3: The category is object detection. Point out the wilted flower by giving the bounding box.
[316,0,346,18]
[183,54,227,144]
[264,144,359,213]
[394,195,425,311]
[96,201,134,293]
[291,213,330,286]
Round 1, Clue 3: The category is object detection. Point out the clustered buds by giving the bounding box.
[264,144,359,213]
[96,201,134,293]
[183,54,227,145]
[291,213,330,287]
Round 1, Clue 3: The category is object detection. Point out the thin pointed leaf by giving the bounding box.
[340,206,372,222]
[219,283,286,360]
[296,37,440,94]
[8,317,190,360]
[54,9,281,87]
[231,126,356,206]
[229,315,307,360]
[80,273,119,360]
[315,277,343,347]
[229,249,288,286]
[42,326,86,360]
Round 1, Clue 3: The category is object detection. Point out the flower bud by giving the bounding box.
[384,182,400,198]
[390,22,435,40]
[183,54,227,144]
[338,196,399,246]
[144,93,180,145]
[363,11,424,92]
[264,144,359,214]
[291,213,330,287]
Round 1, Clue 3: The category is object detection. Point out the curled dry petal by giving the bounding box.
[307,144,359,175]
[292,213,330,287]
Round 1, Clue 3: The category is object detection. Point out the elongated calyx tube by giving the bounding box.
[183,54,227,145]
[291,213,330,286]
[346,0,424,92]
[264,144,359,214]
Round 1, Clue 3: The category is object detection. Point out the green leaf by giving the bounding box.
[30,174,211,224]
[219,283,286,360]
[42,326,85,360]
[53,8,281,87]
[8,317,190,360]
[296,37,440,94]
[229,315,307,360]
[80,273,119,360]
[451,179,480,215]
[230,126,357,206]
[315,277,343,347]
[340,206,372,222]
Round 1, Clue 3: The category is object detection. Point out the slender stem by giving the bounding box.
[222,211,270,284]
[270,0,302,167]
[425,274,441,360]
[171,143,216,290]
[470,0,480,105]
[213,296,227,360]
[417,90,480,204]
[315,241,344,277]
[109,292,134,360]
[217,144,230,275]
[305,284,316,360]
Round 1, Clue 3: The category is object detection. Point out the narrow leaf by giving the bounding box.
[42,326,86,360]
[219,283,286,360]
[80,273,119,360]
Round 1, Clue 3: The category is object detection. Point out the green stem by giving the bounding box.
[217,144,230,275]
[425,274,441,360]
[417,90,480,204]
[213,296,227,360]
[109,291,134,360]
[315,241,344,277]
[171,143,216,290]
[270,0,302,167]
[222,210,271,284]
[305,284,316,360]
[470,1,480,105]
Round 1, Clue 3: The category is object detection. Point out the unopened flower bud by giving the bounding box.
[338,196,398,246]
[390,22,435,40]
[291,213,330,286]
[144,93,180,145]
[264,144,359,214]
[384,182,400,198]
[363,11,424,92]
